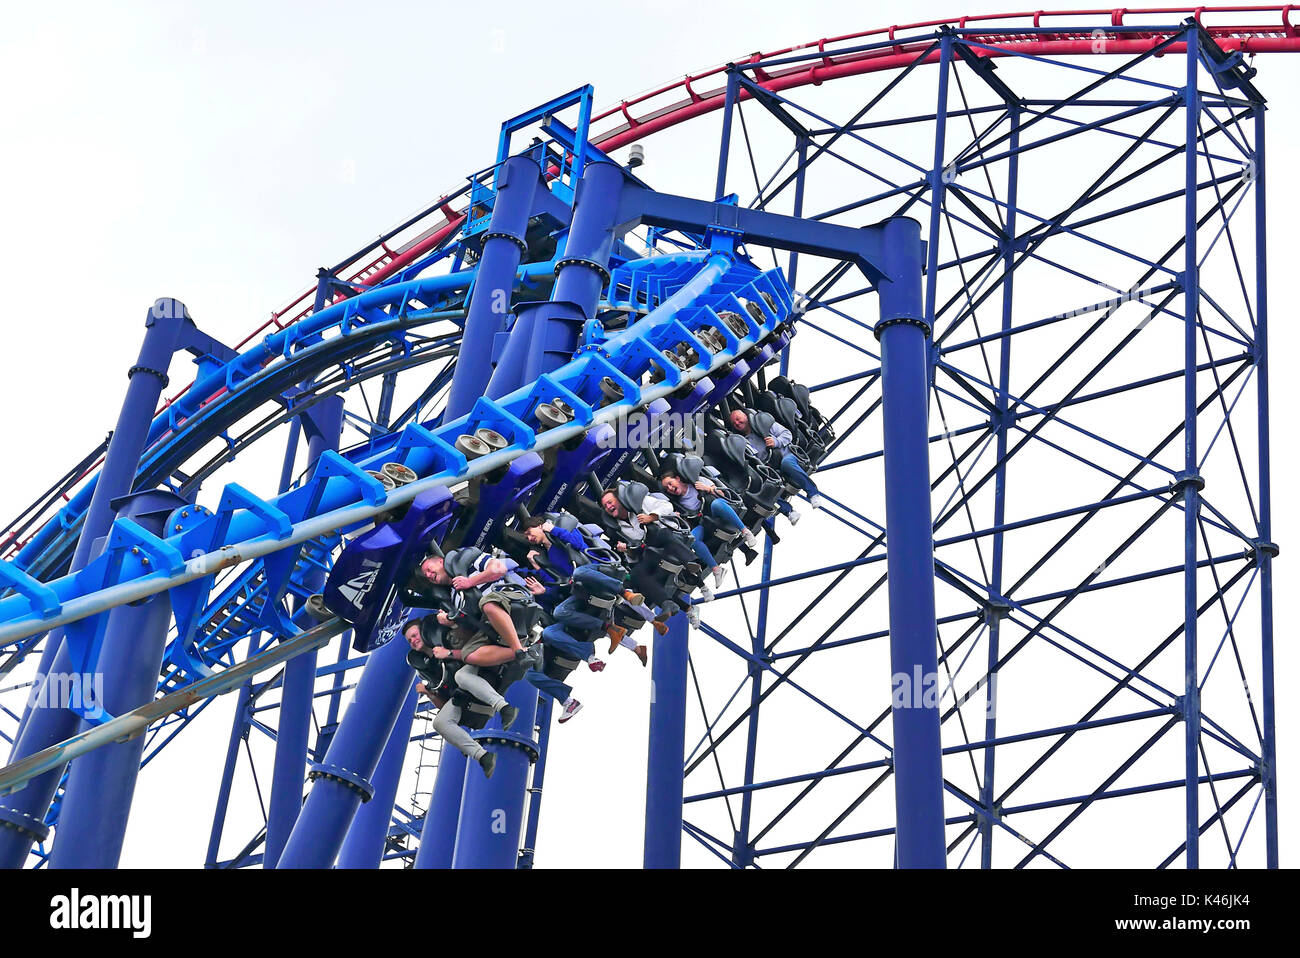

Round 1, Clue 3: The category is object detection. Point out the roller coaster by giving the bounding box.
[0,7,1291,868]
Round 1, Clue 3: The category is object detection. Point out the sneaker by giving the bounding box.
[634,645,648,668]
[652,618,670,636]
[741,528,759,549]
[499,704,519,731]
[809,494,826,510]
[786,508,802,526]
[587,658,606,673]
[687,605,701,629]
[478,750,497,779]
[623,589,645,606]
[699,581,714,602]
[558,699,584,723]
[712,565,728,588]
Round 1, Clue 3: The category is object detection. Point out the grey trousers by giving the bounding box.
[433,702,485,761]
[453,666,507,712]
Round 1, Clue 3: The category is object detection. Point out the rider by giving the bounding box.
[658,461,758,586]
[417,547,526,656]
[519,514,640,607]
[519,513,650,666]
[404,617,502,779]
[599,482,705,628]
[727,406,824,511]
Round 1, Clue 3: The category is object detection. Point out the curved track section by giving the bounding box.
[0,8,1290,869]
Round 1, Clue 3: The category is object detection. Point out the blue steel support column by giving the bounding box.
[451,680,539,869]
[522,159,625,382]
[265,394,344,868]
[981,105,1020,868]
[1252,104,1278,869]
[451,159,625,870]
[19,299,195,689]
[644,615,689,868]
[0,298,193,869]
[1182,28,1203,869]
[875,214,945,869]
[49,489,189,868]
[211,416,305,866]
[485,307,537,399]
[276,633,415,868]
[413,746,467,868]
[336,684,417,868]
[280,167,551,864]
[445,154,546,420]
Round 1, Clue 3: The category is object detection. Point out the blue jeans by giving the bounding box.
[571,563,625,597]
[778,452,818,496]
[527,623,596,704]
[690,498,746,568]
[552,595,606,634]
[527,668,572,705]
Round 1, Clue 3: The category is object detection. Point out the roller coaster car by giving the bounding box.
[770,375,834,447]
[661,452,747,560]
[529,423,616,516]
[448,450,543,551]
[608,480,702,591]
[322,486,457,652]
[752,391,825,466]
[454,646,541,731]
[703,429,784,520]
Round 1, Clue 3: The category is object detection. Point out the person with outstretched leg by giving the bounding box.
[404,618,498,779]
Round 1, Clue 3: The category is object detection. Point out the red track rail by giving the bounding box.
[588,5,1298,148]
[10,5,1297,558]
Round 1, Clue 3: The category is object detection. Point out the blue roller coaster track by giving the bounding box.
[0,8,1289,868]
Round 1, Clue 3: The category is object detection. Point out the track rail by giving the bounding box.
[0,253,791,645]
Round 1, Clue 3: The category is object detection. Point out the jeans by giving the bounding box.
[571,563,625,597]
[526,623,597,704]
[527,668,573,705]
[690,497,746,568]
[552,595,607,635]
[778,452,818,496]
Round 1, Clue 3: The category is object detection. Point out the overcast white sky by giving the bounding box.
[1,1,1295,868]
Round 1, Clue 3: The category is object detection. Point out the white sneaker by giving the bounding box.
[786,508,802,526]
[712,565,728,588]
[699,581,715,602]
[558,698,584,723]
[741,528,759,549]
[687,605,701,629]
[808,494,826,511]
